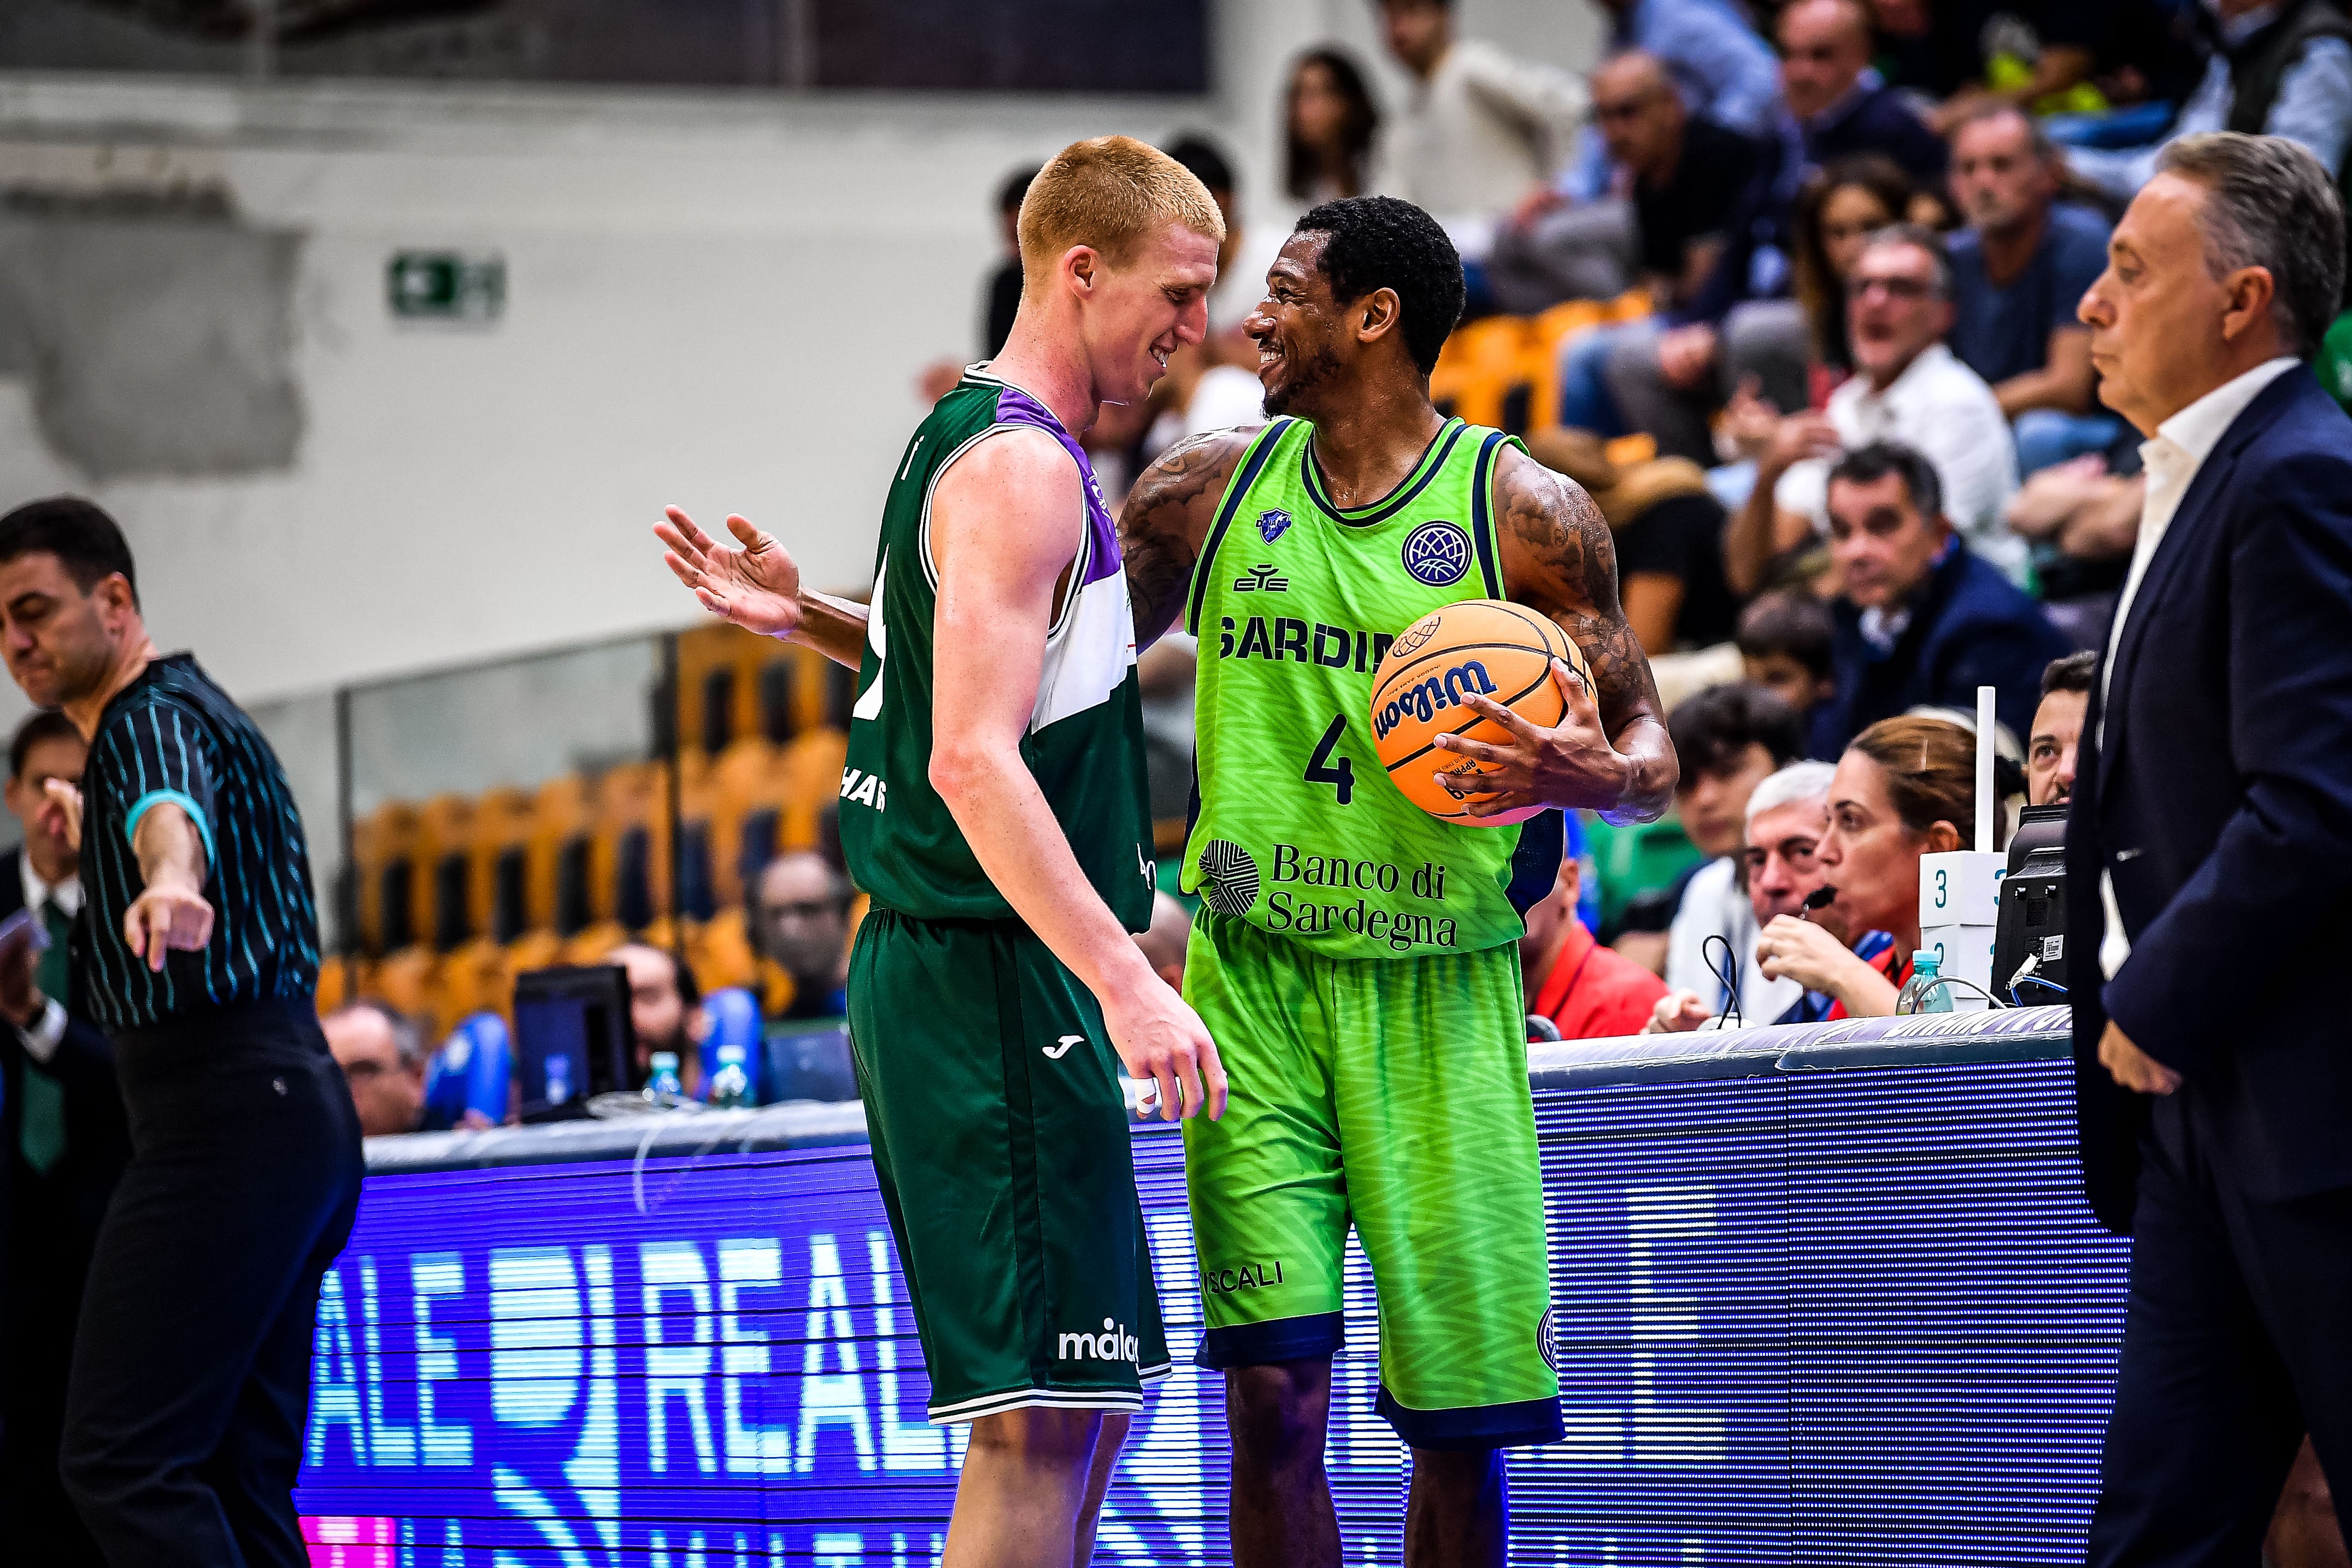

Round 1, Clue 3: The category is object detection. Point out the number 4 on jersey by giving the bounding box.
[1304,713,1355,804]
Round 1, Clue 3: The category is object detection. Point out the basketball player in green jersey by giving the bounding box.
[1118,197,1678,1566]
[654,137,1230,1568]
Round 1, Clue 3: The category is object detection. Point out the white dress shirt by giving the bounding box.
[1774,343,2027,583]
[2097,355,2300,981]
[16,854,81,1065]
[1665,856,1803,1025]
[1384,39,1586,257]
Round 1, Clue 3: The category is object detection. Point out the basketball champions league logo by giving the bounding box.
[1402,520,1471,587]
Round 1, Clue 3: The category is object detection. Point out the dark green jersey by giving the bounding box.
[839,367,1156,929]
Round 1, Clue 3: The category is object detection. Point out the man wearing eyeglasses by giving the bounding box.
[1724,224,2026,599]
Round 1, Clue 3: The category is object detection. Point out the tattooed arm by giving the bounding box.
[1431,446,1679,823]
[1118,428,1258,650]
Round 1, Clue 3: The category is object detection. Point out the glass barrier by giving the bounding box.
[318,622,853,1046]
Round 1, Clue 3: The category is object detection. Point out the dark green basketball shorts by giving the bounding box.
[848,906,1171,1423]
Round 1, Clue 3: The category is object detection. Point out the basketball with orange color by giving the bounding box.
[1368,599,1588,827]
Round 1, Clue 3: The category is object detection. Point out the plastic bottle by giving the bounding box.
[709,1044,750,1110]
[646,1051,684,1107]
[1898,951,1954,1015]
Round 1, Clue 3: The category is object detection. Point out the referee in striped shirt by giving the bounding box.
[0,497,361,1568]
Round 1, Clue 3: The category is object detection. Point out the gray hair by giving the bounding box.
[1744,760,1838,832]
[330,998,425,1070]
[2158,131,2346,358]
[1857,222,1954,300]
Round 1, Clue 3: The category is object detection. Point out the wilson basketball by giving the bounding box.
[1369,599,1587,827]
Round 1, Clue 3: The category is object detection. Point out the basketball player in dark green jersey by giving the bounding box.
[656,137,1229,1568]
[1119,198,1678,1566]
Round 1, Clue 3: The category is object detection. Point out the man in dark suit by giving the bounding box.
[0,709,125,1566]
[2067,131,2352,1565]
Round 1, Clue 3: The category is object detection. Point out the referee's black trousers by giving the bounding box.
[60,999,363,1568]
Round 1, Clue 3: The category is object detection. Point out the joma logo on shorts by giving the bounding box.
[1058,1317,1140,1365]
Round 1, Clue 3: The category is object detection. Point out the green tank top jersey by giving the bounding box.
[840,367,1157,930]
[1181,415,1564,960]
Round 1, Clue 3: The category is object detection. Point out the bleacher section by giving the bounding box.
[325,624,854,1034]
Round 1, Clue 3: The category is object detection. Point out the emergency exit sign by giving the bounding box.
[387,251,505,322]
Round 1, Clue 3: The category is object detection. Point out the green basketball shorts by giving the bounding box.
[1181,909,1562,1450]
[848,907,1171,1422]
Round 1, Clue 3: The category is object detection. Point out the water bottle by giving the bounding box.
[646,1051,684,1107]
[543,1051,572,1107]
[1897,951,1954,1015]
[709,1044,750,1110]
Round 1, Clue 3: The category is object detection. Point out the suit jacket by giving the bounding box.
[0,849,127,1259]
[1813,538,2072,759]
[2067,368,2352,1232]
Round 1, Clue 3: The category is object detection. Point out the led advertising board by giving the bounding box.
[297,1034,2129,1565]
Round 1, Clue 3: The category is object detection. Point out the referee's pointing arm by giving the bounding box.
[122,796,212,971]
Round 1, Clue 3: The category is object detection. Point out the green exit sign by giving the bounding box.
[388,251,505,322]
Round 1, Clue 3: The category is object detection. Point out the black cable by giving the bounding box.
[1703,933,1741,1030]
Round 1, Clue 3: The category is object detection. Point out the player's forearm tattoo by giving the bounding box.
[1119,431,1248,649]
[1498,455,1678,821]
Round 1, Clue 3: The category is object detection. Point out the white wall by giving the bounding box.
[0,0,1603,711]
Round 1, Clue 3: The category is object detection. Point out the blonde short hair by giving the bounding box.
[1018,135,1226,288]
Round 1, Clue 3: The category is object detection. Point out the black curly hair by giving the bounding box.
[1293,195,1464,374]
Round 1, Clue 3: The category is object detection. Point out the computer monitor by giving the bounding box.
[514,964,636,1122]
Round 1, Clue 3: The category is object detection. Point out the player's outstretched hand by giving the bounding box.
[124,881,214,972]
[656,506,803,638]
[1103,976,1228,1123]
[1433,658,1631,817]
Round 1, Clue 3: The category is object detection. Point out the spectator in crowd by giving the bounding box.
[1587,0,1783,138]
[1522,851,1669,1038]
[984,164,1039,361]
[1730,227,2027,594]
[1498,51,1764,314]
[610,941,705,1098]
[1869,0,2203,137]
[1947,104,2121,474]
[0,709,121,1568]
[1604,0,1949,464]
[321,1000,427,1139]
[1789,154,1917,379]
[1663,684,1810,1019]
[2003,455,2144,634]
[918,164,1039,403]
[1737,589,1838,727]
[1374,0,1586,279]
[1283,49,1381,207]
[2026,650,2095,805]
[1157,134,1269,439]
[1649,758,1853,1029]
[1520,422,1739,654]
[1134,891,1191,990]
[2067,0,2352,204]
[753,851,851,1021]
[1802,441,2069,756]
[1755,713,1994,1016]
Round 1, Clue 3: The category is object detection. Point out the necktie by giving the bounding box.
[38,894,70,1006]
[18,897,73,1177]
